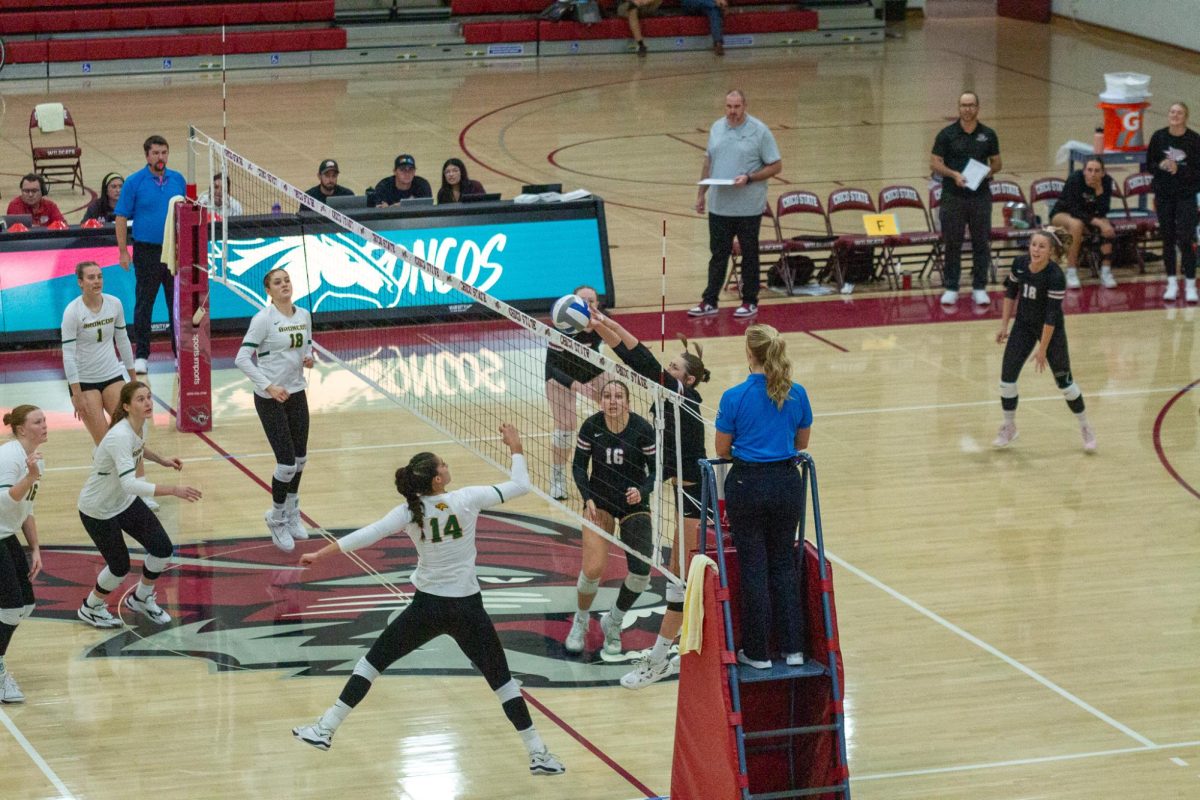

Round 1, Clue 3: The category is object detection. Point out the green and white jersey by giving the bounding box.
[338,455,531,597]
[61,294,134,385]
[235,303,312,398]
[77,419,155,520]
[0,440,39,540]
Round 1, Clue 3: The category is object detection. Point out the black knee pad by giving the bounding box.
[619,513,653,576]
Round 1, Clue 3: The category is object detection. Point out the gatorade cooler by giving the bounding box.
[1098,72,1151,152]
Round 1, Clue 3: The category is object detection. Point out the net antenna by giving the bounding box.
[192,129,686,586]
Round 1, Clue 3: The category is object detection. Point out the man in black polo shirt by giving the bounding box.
[305,159,355,201]
[369,154,432,207]
[931,91,1001,307]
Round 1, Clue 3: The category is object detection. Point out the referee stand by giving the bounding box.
[671,455,850,800]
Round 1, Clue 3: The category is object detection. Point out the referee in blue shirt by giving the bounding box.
[714,323,812,670]
[115,135,186,373]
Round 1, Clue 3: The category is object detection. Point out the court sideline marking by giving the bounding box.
[0,707,76,800]
[825,550,1157,747]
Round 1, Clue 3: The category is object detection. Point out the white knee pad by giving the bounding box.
[143,553,171,574]
[20,603,35,620]
[999,381,1019,399]
[552,429,574,451]
[353,656,381,683]
[623,572,651,596]
[493,678,522,704]
[294,455,308,474]
[1060,382,1081,401]
[273,462,298,483]
[576,571,600,596]
[0,608,22,626]
[97,566,124,591]
[665,580,686,605]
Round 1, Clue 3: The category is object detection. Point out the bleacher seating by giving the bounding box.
[0,1,342,64]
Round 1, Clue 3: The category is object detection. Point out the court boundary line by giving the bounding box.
[146,392,661,798]
[0,706,76,799]
[824,550,1158,747]
[1151,378,1200,500]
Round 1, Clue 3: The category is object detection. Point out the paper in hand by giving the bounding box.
[698,178,735,186]
[960,159,990,191]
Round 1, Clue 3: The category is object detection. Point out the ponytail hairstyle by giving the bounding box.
[263,267,288,290]
[746,324,793,410]
[108,381,148,430]
[676,333,710,387]
[75,260,101,281]
[4,405,40,436]
[1032,226,1071,262]
[394,451,441,529]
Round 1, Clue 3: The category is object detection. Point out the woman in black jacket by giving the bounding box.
[1048,157,1117,289]
[1147,102,1200,303]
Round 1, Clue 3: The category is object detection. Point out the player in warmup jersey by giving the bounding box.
[0,406,47,703]
[61,262,157,508]
[235,268,314,552]
[566,380,657,657]
[588,310,711,687]
[76,382,203,628]
[994,228,1097,451]
[291,424,565,776]
[544,284,607,500]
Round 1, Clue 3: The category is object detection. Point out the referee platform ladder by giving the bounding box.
[670,455,850,800]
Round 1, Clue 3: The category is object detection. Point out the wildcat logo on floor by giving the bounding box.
[34,511,666,688]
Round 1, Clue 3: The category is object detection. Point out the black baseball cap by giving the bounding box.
[318,159,339,174]
[394,154,416,170]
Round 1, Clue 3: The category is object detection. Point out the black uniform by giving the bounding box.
[612,342,707,517]
[370,175,433,206]
[305,184,355,201]
[932,119,1001,292]
[1049,171,1114,222]
[1146,126,1200,279]
[544,330,604,388]
[572,412,655,519]
[1001,256,1074,389]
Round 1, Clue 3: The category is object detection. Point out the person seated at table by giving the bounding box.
[370,154,432,207]
[7,174,65,228]
[81,173,124,224]
[306,159,355,201]
[197,172,244,216]
[436,159,486,204]
[1048,156,1117,290]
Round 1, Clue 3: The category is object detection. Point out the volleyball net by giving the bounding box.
[191,129,689,584]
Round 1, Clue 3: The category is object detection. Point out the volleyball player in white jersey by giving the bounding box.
[235,268,313,552]
[292,424,565,777]
[61,261,159,508]
[0,406,47,703]
[76,381,202,628]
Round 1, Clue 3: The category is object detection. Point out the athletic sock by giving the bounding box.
[609,605,626,625]
[1075,411,1090,428]
[318,699,353,732]
[0,655,7,676]
[134,582,153,600]
[574,609,589,624]
[1002,409,1016,425]
[86,591,107,608]
[649,635,672,663]
[518,725,546,755]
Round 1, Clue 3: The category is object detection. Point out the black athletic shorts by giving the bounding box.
[70,375,125,397]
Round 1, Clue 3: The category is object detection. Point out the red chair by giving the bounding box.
[876,184,944,287]
[29,103,84,192]
[987,180,1032,281]
[773,190,837,290]
[1027,176,1064,222]
[826,188,881,290]
[1121,172,1158,235]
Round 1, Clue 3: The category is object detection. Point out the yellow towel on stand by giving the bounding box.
[678,555,717,656]
[162,195,187,275]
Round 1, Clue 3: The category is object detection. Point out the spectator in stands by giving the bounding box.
[616,0,662,57]
[370,155,432,207]
[306,159,354,202]
[930,91,1001,308]
[81,173,124,225]
[1049,157,1117,290]
[7,174,65,228]
[436,159,486,204]
[115,134,186,374]
[681,0,728,56]
[197,172,244,217]
[1147,102,1200,303]
[689,89,782,320]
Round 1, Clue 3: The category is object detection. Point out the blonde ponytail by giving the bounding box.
[746,324,792,409]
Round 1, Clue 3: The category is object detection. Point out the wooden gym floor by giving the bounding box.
[1,14,1198,800]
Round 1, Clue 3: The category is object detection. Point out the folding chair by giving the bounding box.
[1117,172,1159,272]
[876,184,944,286]
[29,103,84,193]
[826,188,881,291]
[988,179,1032,281]
[773,190,837,290]
[726,203,785,296]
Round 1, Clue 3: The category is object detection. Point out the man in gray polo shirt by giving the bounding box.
[690,90,782,319]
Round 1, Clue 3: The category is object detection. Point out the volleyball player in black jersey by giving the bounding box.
[588,310,711,687]
[994,228,1097,451]
[544,285,606,500]
[566,380,656,657]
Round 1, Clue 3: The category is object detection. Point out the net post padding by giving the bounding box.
[190,128,684,584]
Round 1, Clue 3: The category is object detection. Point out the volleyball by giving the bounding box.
[551,293,591,333]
